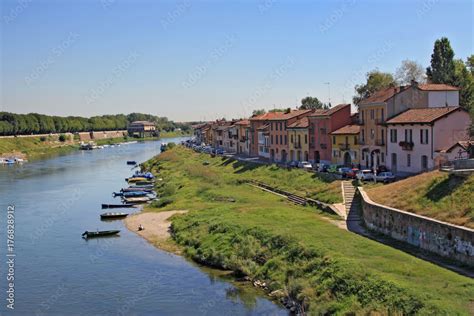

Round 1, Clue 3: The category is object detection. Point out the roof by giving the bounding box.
[417,83,459,91]
[308,104,350,117]
[249,109,313,121]
[287,117,309,129]
[257,124,269,131]
[330,124,361,135]
[386,106,465,125]
[234,119,250,126]
[359,83,459,105]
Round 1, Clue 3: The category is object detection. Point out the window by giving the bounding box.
[280,135,283,144]
[405,129,413,142]
[280,122,283,130]
[354,136,358,145]
[333,150,338,158]
[291,134,293,143]
[421,155,428,170]
[420,129,429,144]
[345,136,349,144]
[284,135,287,145]
[370,109,375,119]
[271,135,274,145]
[381,152,384,163]
[304,134,307,144]
[333,136,336,144]
[390,129,397,143]
[407,154,411,167]
[381,109,384,122]
[370,129,375,139]
[381,129,385,145]
[361,129,365,142]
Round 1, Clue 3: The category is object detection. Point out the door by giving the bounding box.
[343,152,352,166]
[391,153,397,173]
[314,151,320,163]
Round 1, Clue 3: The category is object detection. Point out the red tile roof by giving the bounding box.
[330,124,361,135]
[386,106,465,124]
[417,83,459,91]
[249,109,313,121]
[257,124,270,131]
[308,104,350,117]
[234,119,250,126]
[287,117,309,129]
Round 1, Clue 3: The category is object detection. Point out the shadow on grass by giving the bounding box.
[219,156,265,174]
[425,175,466,202]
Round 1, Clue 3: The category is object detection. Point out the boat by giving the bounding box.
[113,191,149,197]
[82,230,120,238]
[121,187,154,192]
[100,212,128,219]
[123,196,152,203]
[134,181,154,186]
[160,142,168,151]
[132,171,154,179]
[127,161,137,165]
[126,177,147,183]
[101,204,136,209]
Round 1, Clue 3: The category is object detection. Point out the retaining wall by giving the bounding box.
[359,187,474,267]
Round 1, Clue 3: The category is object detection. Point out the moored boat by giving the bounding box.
[100,212,128,219]
[121,187,154,192]
[82,230,120,238]
[113,191,149,197]
[101,204,136,209]
[127,161,137,165]
[126,177,147,183]
[123,196,152,203]
[134,180,154,186]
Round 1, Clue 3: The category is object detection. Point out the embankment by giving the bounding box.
[140,147,474,315]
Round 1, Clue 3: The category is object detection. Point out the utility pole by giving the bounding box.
[324,82,331,106]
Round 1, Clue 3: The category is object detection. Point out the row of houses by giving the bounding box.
[194,81,473,175]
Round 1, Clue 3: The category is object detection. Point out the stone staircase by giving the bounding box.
[342,181,362,225]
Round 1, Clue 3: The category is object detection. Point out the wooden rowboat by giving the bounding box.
[82,230,120,238]
[101,204,136,209]
[100,212,128,219]
[123,197,152,203]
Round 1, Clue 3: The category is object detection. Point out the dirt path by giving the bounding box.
[124,210,188,253]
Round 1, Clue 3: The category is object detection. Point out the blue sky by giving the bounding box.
[1,0,472,121]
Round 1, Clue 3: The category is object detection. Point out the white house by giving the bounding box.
[385,106,471,175]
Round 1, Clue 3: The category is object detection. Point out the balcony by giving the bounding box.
[294,143,302,149]
[375,139,385,146]
[339,143,350,151]
[399,141,414,151]
[375,118,385,125]
[240,136,248,142]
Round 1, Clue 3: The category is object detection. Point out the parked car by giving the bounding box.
[337,167,352,178]
[376,165,389,174]
[288,161,298,168]
[345,168,359,179]
[375,171,396,183]
[328,164,344,173]
[316,163,330,172]
[356,169,375,181]
[298,161,313,170]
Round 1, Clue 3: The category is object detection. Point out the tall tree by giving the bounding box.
[353,70,395,105]
[300,96,324,110]
[466,54,474,76]
[395,59,426,85]
[426,37,455,84]
[251,109,265,116]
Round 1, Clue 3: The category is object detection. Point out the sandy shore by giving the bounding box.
[124,210,188,254]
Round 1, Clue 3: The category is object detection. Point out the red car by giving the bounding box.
[345,168,359,179]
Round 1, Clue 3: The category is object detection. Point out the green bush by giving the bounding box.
[58,134,67,142]
[39,136,47,142]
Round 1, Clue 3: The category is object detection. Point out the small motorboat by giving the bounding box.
[134,180,154,186]
[82,230,120,238]
[132,171,154,179]
[126,177,147,183]
[100,212,128,220]
[113,191,148,197]
[101,204,136,209]
[127,161,137,165]
[123,196,152,203]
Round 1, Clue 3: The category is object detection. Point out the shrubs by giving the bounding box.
[39,136,47,142]
[58,134,67,142]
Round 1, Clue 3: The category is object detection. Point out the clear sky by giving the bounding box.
[1,0,472,121]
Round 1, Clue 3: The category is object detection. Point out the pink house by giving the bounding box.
[308,104,352,164]
[385,106,471,175]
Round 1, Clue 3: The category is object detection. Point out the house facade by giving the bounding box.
[257,124,270,159]
[358,82,460,169]
[128,121,157,138]
[385,107,471,174]
[308,104,351,164]
[235,120,250,155]
[223,123,238,153]
[287,117,309,162]
[330,124,361,167]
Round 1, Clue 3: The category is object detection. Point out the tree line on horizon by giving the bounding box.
[0,112,192,136]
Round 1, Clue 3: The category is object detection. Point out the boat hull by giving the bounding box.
[82,230,120,238]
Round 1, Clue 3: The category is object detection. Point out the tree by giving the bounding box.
[353,70,395,105]
[252,109,265,117]
[395,59,426,85]
[300,96,323,110]
[426,37,455,84]
[466,54,474,76]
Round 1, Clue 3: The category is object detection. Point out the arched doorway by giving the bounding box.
[314,151,320,163]
[290,150,294,161]
[343,152,351,166]
[297,150,301,161]
[281,150,287,163]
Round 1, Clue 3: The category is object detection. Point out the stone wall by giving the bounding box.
[359,187,474,267]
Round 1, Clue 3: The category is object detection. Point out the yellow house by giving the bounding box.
[287,117,309,162]
[330,124,361,167]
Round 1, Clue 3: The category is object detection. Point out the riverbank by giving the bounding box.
[140,146,474,315]
[124,210,188,254]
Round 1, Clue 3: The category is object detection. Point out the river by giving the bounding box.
[0,138,286,315]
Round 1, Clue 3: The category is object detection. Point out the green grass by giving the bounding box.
[367,171,474,229]
[159,130,192,138]
[0,136,78,160]
[142,147,474,315]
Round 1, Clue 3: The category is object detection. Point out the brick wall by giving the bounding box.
[359,187,474,267]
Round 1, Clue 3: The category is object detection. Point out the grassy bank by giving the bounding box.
[367,171,474,229]
[0,136,78,160]
[159,130,191,138]
[143,147,474,315]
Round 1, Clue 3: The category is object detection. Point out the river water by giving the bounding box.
[0,138,286,315]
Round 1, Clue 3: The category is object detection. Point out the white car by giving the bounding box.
[356,169,374,181]
[376,172,396,183]
[298,161,313,170]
